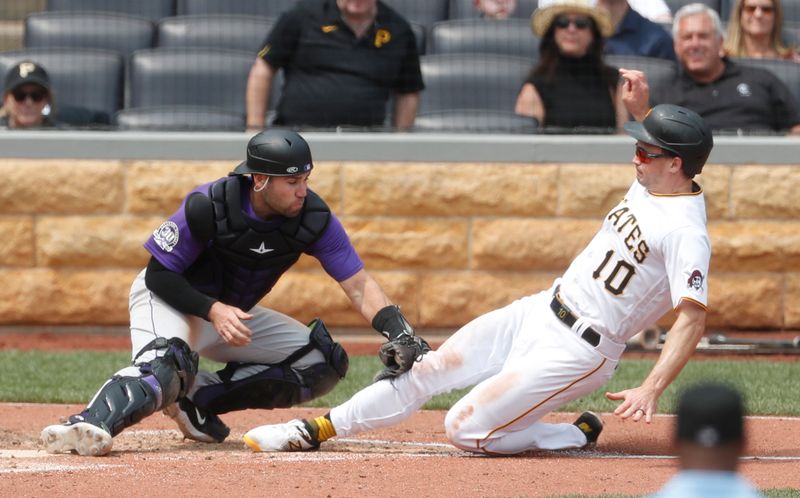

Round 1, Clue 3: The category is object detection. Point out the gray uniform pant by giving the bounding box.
[125,269,324,400]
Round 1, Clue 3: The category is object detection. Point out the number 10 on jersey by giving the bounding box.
[593,249,636,295]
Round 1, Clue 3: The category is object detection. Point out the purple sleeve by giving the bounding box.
[306,213,364,282]
[143,183,212,273]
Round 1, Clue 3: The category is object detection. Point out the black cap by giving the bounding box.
[232,129,314,177]
[624,104,713,178]
[677,383,744,447]
[4,60,51,94]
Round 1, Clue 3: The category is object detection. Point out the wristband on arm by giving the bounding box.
[371,305,414,341]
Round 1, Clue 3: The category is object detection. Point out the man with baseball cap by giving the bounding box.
[1,60,55,129]
[649,383,764,497]
[41,129,429,456]
[242,103,715,455]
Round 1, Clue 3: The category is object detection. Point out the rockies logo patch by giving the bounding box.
[153,221,179,253]
[686,269,704,291]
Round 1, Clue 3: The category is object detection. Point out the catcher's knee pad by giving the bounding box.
[194,318,348,414]
[77,337,198,437]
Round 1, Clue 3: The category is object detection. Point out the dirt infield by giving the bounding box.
[1,333,799,497]
[2,404,799,497]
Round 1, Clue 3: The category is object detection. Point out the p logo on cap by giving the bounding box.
[18,62,36,78]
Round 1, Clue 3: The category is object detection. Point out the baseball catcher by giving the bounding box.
[40,129,429,456]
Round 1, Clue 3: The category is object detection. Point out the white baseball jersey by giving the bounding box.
[559,180,710,343]
[327,179,711,454]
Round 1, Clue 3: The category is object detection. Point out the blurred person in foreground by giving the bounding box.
[724,0,800,62]
[625,3,800,135]
[245,0,424,131]
[649,383,765,498]
[515,0,628,132]
[0,60,55,129]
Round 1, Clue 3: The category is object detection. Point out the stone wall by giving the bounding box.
[0,158,798,331]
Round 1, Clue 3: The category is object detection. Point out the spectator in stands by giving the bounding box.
[598,0,676,60]
[624,3,800,134]
[245,0,424,131]
[0,60,56,129]
[627,0,672,23]
[724,0,800,62]
[515,0,627,132]
[648,383,764,498]
[474,0,518,19]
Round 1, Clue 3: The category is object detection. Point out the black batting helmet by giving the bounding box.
[624,104,713,178]
[232,129,313,176]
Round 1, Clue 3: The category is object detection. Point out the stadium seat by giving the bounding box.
[46,0,175,23]
[25,12,156,60]
[381,0,448,27]
[410,22,426,54]
[604,54,678,95]
[780,0,800,23]
[734,57,800,115]
[418,54,531,116]
[719,0,734,20]
[448,0,538,20]
[429,19,538,60]
[0,47,123,126]
[176,0,296,17]
[126,47,253,116]
[115,105,245,130]
[157,15,273,53]
[783,21,800,47]
[414,110,538,132]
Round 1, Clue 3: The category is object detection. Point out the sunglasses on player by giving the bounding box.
[634,145,674,163]
[553,15,592,30]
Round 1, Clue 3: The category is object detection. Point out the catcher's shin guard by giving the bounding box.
[75,337,198,436]
[194,319,348,414]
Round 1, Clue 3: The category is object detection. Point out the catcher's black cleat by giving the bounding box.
[163,398,230,443]
[573,411,603,448]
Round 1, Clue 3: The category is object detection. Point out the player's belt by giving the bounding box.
[550,287,601,348]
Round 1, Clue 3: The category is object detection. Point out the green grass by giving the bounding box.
[1,351,799,416]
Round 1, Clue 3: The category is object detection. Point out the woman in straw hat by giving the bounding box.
[515,0,627,132]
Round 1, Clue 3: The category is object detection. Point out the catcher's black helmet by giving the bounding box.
[624,104,713,178]
[232,129,313,176]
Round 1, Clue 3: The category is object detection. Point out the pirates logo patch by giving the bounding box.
[687,269,704,291]
[153,221,179,253]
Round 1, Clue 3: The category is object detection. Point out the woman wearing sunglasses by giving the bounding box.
[724,0,800,62]
[0,60,56,129]
[515,0,627,133]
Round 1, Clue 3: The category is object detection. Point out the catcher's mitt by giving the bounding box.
[373,333,431,382]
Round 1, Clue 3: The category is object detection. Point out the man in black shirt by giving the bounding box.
[625,3,799,135]
[245,0,424,131]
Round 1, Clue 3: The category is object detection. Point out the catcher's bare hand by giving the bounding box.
[373,333,432,382]
[208,301,253,346]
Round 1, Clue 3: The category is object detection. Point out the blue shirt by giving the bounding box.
[605,7,676,61]
[649,470,765,498]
